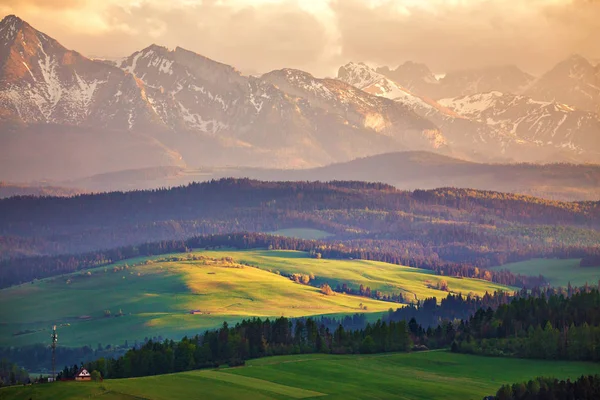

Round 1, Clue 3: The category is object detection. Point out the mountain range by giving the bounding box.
[0,14,599,183]
[338,62,600,164]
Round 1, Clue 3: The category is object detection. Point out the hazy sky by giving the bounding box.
[1,0,599,76]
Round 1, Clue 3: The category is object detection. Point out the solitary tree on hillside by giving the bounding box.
[320,283,334,296]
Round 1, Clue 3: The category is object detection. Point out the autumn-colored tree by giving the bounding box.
[437,280,449,291]
[320,283,334,296]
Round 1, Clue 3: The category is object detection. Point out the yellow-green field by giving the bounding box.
[2,351,599,400]
[199,250,512,302]
[0,250,511,348]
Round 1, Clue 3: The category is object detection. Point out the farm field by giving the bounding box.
[0,250,511,348]
[2,351,600,400]
[490,258,598,287]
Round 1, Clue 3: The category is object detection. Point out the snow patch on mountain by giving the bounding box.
[0,15,21,44]
[337,62,443,113]
[440,91,600,152]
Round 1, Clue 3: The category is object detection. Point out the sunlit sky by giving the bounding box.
[1,0,598,76]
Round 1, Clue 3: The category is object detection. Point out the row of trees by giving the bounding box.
[0,232,562,289]
[452,289,600,361]
[334,283,406,303]
[492,375,600,400]
[80,317,412,379]
[0,359,29,387]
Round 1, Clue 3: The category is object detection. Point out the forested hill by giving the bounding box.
[0,179,599,267]
[1,179,598,231]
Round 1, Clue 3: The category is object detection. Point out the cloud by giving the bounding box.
[1,0,598,76]
[0,0,86,10]
[331,0,600,74]
[1,0,333,75]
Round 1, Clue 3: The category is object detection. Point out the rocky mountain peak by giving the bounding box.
[338,62,383,89]
[525,54,600,115]
[0,15,23,39]
[377,61,439,86]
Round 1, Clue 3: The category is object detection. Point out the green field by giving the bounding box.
[491,258,599,287]
[2,352,599,400]
[0,250,511,348]
[269,228,334,240]
[199,249,512,302]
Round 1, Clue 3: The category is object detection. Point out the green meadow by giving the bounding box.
[490,258,599,287]
[199,249,513,302]
[0,250,511,348]
[2,351,599,400]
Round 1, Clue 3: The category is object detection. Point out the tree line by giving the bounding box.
[451,289,600,361]
[491,375,600,400]
[0,233,555,289]
[1,179,598,270]
[0,359,29,388]
[72,317,412,379]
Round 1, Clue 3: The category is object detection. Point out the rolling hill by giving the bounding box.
[0,249,511,348]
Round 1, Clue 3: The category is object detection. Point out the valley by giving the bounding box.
[1,6,600,400]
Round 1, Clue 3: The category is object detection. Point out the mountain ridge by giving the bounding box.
[336,62,600,163]
[0,14,452,179]
[45,151,600,202]
[1,14,600,183]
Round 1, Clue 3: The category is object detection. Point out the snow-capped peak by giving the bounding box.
[337,62,383,88]
[0,15,24,44]
[0,14,23,28]
[337,62,443,112]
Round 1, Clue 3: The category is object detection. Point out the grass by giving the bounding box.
[490,258,598,287]
[2,351,599,400]
[0,250,511,348]
[199,249,513,302]
[0,253,391,348]
[269,228,334,240]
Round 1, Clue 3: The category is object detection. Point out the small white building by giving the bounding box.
[75,368,91,381]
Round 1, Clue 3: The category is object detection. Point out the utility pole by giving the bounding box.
[51,325,58,382]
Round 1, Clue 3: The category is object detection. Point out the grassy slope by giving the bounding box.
[0,255,392,348]
[491,258,599,287]
[0,250,511,348]
[2,352,600,400]
[200,250,512,302]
